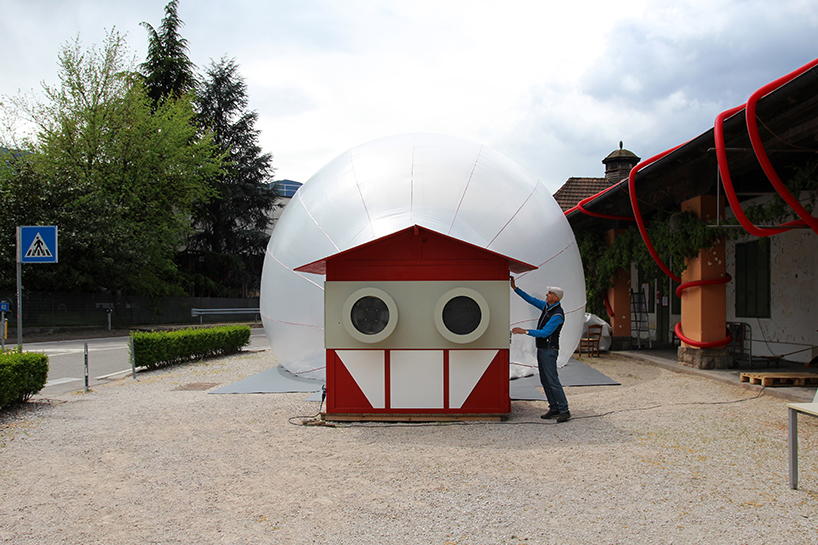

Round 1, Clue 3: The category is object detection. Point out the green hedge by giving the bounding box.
[0,351,49,409]
[130,325,252,370]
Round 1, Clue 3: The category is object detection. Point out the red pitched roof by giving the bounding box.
[294,225,537,276]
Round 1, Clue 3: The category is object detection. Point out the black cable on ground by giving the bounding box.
[289,388,767,428]
[567,387,766,421]
[287,386,335,426]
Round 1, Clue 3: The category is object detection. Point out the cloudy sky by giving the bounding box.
[2,0,817,192]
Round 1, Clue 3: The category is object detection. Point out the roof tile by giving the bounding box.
[553,177,609,212]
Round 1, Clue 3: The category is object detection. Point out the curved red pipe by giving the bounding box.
[674,274,732,298]
[628,145,686,284]
[715,106,807,235]
[745,58,818,235]
[603,291,614,317]
[567,183,634,321]
[628,146,732,348]
[714,106,794,236]
[671,275,733,346]
[571,184,635,222]
[674,323,732,349]
[627,57,818,348]
[570,144,732,347]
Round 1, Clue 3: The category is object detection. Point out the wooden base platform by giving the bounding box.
[740,372,818,387]
[322,413,509,422]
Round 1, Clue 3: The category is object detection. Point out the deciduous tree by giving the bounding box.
[0,30,221,296]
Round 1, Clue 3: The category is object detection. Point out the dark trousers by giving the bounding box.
[537,348,569,413]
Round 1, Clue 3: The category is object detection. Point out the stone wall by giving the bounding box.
[724,204,818,364]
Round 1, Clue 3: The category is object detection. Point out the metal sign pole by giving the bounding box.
[129,336,136,379]
[15,226,59,352]
[84,343,89,393]
[16,227,22,349]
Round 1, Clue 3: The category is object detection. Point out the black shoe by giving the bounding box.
[556,411,571,423]
[540,409,559,420]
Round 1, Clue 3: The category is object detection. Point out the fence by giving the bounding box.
[0,292,260,333]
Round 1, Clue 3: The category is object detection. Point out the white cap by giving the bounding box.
[547,286,564,300]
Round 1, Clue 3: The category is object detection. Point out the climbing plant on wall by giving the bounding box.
[741,160,818,226]
[576,209,720,319]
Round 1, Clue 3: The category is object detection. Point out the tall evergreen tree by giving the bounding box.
[140,0,197,105]
[183,57,277,297]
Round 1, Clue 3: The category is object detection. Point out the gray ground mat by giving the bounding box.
[212,357,617,401]
[212,366,323,395]
[510,358,620,400]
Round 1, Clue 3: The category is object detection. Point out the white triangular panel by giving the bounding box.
[449,350,498,409]
[336,350,385,409]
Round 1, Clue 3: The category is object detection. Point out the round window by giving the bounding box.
[434,287,490,343]
[442,296,482,335]
[350,296,390,335]
[342,288,398,343]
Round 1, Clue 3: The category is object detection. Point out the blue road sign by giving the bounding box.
[0,302,8,312]
[19,226,58,263]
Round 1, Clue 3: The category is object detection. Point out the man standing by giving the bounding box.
[510,277,570,422]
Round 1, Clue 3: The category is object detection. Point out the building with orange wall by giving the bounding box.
[558,60,818,369]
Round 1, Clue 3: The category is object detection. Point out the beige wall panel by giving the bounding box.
[325,280,510,349]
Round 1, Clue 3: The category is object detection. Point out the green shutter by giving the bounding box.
[735,241,770,318]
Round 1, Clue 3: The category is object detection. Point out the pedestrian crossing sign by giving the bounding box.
[19,226,58,263]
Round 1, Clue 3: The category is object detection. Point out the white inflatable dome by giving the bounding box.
[260,133,586,379]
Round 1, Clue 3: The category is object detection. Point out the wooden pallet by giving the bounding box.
[740,372,818,387]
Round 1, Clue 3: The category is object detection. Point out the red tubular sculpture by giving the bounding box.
[714,105,792,237]
[715,106,806,236]
[671,276,733,348]
[627,146,733,348]
[569,57,818,349]
[745,57,818,235]
[627,144,687,285]
[603,291,614,318]
[567,184,635,222]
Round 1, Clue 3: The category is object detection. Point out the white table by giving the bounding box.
[787,402,818,490]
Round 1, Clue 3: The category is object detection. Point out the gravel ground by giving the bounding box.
[1,350,817,544]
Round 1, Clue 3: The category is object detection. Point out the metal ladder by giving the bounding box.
[630,289,652,349]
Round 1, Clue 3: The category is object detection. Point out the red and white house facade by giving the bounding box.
[295,225,536,420]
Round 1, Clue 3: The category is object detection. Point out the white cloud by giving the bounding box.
[2,0,817,192]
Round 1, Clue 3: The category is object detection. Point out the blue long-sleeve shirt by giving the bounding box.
[514,287,564,339]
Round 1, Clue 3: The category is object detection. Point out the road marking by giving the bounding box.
[33,346,127,356]
[44,377,82,387]
[95,369,135,380]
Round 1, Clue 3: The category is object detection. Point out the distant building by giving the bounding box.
[271,179,303,228]
[274,179,303,199]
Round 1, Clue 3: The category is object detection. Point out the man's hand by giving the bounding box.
[511,327,527,335]
[509,276,517,291]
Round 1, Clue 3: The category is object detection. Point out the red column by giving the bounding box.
[677,195,732,369]
[679,196,727,344]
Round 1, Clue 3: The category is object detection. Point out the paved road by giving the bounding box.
[33,328,271,396]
